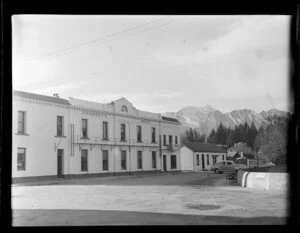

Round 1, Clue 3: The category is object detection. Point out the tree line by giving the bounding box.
[181,115,289,165]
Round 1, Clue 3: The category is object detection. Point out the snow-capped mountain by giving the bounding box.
[163,106,289,136]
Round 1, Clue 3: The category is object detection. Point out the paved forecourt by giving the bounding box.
[12,172,289,225]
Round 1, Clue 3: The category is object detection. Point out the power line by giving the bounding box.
[16,16,185,65]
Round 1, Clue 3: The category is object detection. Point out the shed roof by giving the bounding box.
[183,142,227,153]
[13,90,71,106]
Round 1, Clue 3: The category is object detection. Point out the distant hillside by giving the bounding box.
[163,106,289,136]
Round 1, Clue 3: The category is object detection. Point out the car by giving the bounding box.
[211,161,247,174]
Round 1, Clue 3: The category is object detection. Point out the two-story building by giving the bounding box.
[12,90,181,182]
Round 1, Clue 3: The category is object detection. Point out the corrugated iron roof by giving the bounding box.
[13,90,71,106]
[183,142,227,153]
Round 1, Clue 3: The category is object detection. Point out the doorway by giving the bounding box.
[201,154,205,170]
[57,149,64,177]
[163,155,167,172]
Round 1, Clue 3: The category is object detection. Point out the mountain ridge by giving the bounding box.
[163,106,290,136]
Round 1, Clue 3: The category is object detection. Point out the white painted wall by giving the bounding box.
[180,146,194,171]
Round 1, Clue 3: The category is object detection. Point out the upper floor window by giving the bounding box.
[175,136,178,144]
[163,135,166,146]
[121,105,128,112]
[82,119,88,138]
[103,121,108,140]
[18,111,26,134]
[151,127,156,143]
[222,154,225,160]
[121,123,126,141]
[169,135,173,145]
[137,125,142,142]
[57,116,64,136]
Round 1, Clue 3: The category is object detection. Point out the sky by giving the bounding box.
[12,15,291,114]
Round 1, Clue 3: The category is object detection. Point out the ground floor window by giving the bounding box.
[81,149,88,172]
[121,150,127,170]
[103,150,109,171]
[206,154,210,166]
[213,156,217,165]
[17,148,26,171]
[152,151,156,168]
[171,155,177,169]
[196,154,200,165]
[137,151,142,169]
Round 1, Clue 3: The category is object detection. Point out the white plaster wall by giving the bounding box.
[180,146,194,171]
[13,98,70,178]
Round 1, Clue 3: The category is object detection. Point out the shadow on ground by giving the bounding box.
[14,173,233,187]
[13,209,287,226]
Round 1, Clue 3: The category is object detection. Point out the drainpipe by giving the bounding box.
[113,103,116,176]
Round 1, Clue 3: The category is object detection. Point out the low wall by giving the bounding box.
[237,170,289,191]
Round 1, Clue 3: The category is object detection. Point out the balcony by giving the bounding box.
[162,143,180,152]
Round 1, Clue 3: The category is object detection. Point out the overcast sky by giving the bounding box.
[12,15,291,113]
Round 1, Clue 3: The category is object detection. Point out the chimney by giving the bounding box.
[53,93,60,98]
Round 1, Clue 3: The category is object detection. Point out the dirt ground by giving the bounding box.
[11,172,289,225]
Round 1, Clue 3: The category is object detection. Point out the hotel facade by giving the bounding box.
[13,90,181,182]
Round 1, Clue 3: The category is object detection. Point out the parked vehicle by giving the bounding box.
[211,161,247,174]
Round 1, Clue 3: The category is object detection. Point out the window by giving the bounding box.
[121,150,127,170]
[137,151,142,169]
[163,135,166,146]
[18,111,26,134]
[82,119,88,138]
[171,155,177,169]
[213,156,217,165]
[57,116,64,136]
[17,148,26,171]
[151,127,156,143]
[103,150,109,171]
[196,154,200,165]
[175,136,178,144]
[152,151,157,169]
[121,105,128,112]
[121,124,126,141]
[206,154,210,165]
[222,154,225,160]
[137,126,142,142]
[81,149,88,172]
[103,121,108,140]
[169,135,173,145]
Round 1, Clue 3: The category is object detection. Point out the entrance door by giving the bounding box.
[163,155,167,172]
[57,149,64,177]
[201,154,205,170]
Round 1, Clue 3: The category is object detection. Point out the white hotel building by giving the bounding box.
[13,90,181,182]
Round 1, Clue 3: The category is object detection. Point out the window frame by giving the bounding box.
[17,111,26,134]
[102,150,109,171]
[82,119,88,138]
[103,121,108,140]
[81,149,88,172]
[137,151,143,169]
[57,115,64,136]
[171,155,177,169]
[121,123,126,141]
[17,148,26,171]
[152,151,157,169]
[121,150,127,170]
[151,127,156,143]
[137,125,142,142]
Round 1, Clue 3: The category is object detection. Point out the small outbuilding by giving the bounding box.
[180,142,227,171]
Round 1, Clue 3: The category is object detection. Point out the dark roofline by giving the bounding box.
[161,116,180,123]
[183,142,227,153]
[13,90,71,106]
